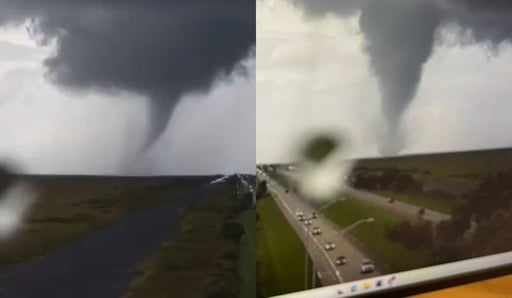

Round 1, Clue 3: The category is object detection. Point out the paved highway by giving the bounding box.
[258,170,383,286]
[280,170,451,224]
[345,187,451,224]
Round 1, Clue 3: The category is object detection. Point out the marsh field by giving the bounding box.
[0,174,255,298]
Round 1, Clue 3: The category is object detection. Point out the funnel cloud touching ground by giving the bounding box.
[0,0,255,150]
[295,0,512,155]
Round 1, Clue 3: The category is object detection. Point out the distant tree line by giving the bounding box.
[351,167,420,192]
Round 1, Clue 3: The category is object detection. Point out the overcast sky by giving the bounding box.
[0,1,255,175]
[257,0,512,164]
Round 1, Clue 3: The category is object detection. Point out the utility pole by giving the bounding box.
[304,232,309,290]
[311,264,316,288]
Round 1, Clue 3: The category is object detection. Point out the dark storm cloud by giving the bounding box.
[296,0,512,155]
[441,1,512,46]
[0,0,255,150]
[294,0,362,18]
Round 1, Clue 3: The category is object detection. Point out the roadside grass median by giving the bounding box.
[374,190,458,214]
[324,198,432,272]
[257,196,314,297]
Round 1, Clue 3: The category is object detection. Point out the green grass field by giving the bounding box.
[355,148,512,177]
[257,197,313,297]
[375,190,460,214]
[240,209,256,298]
[324,198,432,272]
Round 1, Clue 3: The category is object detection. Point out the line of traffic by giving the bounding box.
[267,184,343,283]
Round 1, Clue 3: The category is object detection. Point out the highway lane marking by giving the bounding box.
[279,168,450,222]
[261,171,383,280]
[259,173,339,267]
[260,171,392,275]
[266,181,343,283]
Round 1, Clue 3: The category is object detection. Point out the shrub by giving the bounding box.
[207,282,237,298]
[221,219,245,242]
[418,208,426,216]
[387,220,433,250]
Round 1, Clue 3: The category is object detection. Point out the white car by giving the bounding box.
[311,227,321,235]
[295,210,304,217]
[324,242,335,251]
[335,256,347,265]
[360,259,375,274]
[304,219,313,226]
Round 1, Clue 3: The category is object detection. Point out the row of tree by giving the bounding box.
[385,169,512,266]
[351,167,420,192]
[386,220,434,250]
[206,179,255,298]
[256,180,267,200]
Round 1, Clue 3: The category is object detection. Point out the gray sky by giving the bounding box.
[257,0,512,164]
[0,23,255,175]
